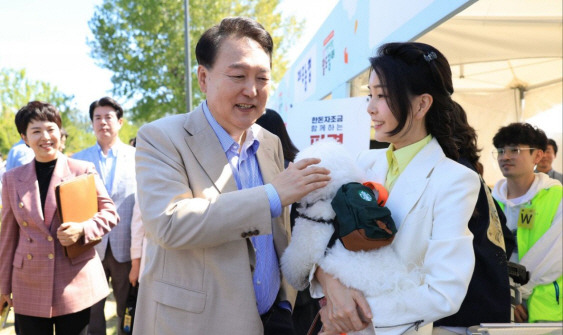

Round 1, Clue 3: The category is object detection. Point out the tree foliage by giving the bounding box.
[88,0,302,122]
[0,68,76,115]
[0,68,96,155]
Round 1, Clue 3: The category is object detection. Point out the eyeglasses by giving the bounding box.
[492,146,536,159]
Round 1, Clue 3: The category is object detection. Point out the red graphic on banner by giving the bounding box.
[323,30,335,46]
[310,134,344,144]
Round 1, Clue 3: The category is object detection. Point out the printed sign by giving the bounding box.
[322,30,335,76]
[267,0,473,111]
[294,47,317,103]
[285,97,371,157]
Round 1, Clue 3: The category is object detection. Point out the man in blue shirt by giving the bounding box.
[73,97,137,335]
[5,138,34,171]
[132,17,331,335]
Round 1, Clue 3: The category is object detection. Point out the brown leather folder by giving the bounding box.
[55,174,101,258]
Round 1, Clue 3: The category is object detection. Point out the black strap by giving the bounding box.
[296,213,335,225]
[296,204,339,252]
[326,218,340,249]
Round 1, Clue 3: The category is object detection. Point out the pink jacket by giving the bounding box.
[0,155,119,318]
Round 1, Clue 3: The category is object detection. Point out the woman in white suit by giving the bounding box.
[312,43,481,335]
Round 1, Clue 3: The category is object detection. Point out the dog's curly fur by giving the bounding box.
[281,140,424,335]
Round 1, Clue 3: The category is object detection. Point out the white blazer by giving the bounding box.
[312,138,480,335]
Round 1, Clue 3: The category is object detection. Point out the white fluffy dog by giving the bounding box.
[281,140,424,335]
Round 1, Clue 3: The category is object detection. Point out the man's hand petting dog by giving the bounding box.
[271,157,331,206]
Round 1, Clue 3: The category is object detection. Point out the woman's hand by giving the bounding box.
[56,222,85,246]
[318,306,348,335]
[316,266,372,333]
[129,258,141,287]
[1,294,12,309]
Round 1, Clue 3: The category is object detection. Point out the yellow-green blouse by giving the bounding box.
[385,134,432,191]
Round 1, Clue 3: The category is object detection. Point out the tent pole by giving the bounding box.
[514,86,525,122]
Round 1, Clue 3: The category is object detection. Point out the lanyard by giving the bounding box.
[555,281,560,305]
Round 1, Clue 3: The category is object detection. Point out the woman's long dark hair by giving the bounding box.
[451,102,483,175]
[369,42,461,161]
[256,108,299,163]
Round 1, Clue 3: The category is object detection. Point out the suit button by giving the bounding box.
[22,221,28,227]
[27,238,32,243]
[253,230,259,236]
[26,254,32,260]
[241,232,248,238]
[19,202,24,208]
[48,253,54,259]
[47,236,53,242]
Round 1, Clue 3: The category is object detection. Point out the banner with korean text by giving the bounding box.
[285,97,371,156]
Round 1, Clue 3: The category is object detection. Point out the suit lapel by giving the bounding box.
[386,139,444,229]
[184,106,238,193]
[255,126,278,184]
[15,161,50,235]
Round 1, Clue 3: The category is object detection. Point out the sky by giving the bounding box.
[0,0,338,114]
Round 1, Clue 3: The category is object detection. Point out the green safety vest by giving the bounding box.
[498,185,562,322]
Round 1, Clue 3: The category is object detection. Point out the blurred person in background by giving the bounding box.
[5,138,34,171]
[535,138,562,183]
[256,109,298,168]
[59,128,68,154]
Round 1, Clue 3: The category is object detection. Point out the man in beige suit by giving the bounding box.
[133,17,330,335]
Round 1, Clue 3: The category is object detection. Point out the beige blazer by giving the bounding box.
[133,105,295,335]
[0,155,118,318]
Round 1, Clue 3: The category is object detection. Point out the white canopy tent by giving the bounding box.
[417,0,563,184]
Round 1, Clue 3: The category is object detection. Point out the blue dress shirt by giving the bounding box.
[95,142,118,194]
[6,139,34,171]
[203,102,282,315]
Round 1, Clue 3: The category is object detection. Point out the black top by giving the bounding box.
[435,157,516,327]
[35,159,57,215]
